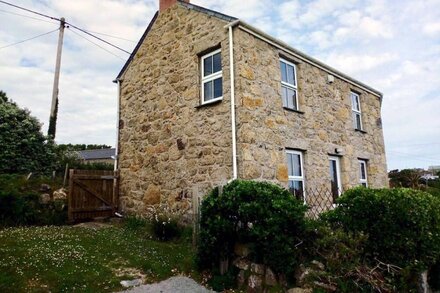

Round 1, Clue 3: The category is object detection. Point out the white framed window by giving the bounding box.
[329,156,342,202]
[351,92,363,130]
[359,159,368,187]
[286,150,305,201]
[201,49,222,104]
[280,58,298,110]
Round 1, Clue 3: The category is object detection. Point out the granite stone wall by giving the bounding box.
[118,4,388,218]
[233,28,388,200]
[118,4,233,217]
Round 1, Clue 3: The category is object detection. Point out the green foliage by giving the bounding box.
[301,221,404,292]
[0,174,66,227]
[152,216,181,241]
[0,91,56,174]
[207,267,239,292]
[197,180,307,275]
[323,187,440,271]
[388,169,422,188]
[56,144,112,152]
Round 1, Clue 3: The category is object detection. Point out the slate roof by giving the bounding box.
[76,148,116,160]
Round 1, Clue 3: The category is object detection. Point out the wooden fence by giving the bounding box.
[68,169,119,222]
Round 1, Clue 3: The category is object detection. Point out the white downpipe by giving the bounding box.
[228,24,238,180]
[114,79,121,172]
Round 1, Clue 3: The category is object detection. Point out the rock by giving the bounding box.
[233,258,250,271]
[120,278,142,288]
[250,263,265,275]
[265,267,277,286]
[313,281,337,292]
[39,193,51,204]
[234,243,250,257]
[248,274,262,291]
[311,260,325,271]
[295,265,313,286]
[53,188,67,200]
[143,184,161,205]
[40,184,51,192]
[287,288,312,293]
[237,270,246,287]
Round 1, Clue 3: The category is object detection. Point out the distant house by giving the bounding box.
[114,0,388,216]
[76,148,116,165]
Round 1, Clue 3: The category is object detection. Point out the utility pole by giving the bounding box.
[48,17,65,139]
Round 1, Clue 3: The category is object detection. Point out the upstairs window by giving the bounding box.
[286,150,305,201]
[359,159,368,187]
[280,58,298,110]
[351,92,363,130]
[201,49,222,104]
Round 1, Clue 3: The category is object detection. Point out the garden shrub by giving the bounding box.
[0,191,67,227]
[301,221,403,292]
[197,180,307,275]
[149,205,182,241]
[323,187,440,272]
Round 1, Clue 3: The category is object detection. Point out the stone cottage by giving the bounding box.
[114,0,388,215]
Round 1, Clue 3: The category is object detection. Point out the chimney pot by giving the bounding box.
[160,0,189,12]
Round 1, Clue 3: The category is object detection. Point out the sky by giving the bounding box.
[0,0,439,171]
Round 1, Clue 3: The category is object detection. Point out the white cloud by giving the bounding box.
[0,0,439,170]
[423,22,440,36]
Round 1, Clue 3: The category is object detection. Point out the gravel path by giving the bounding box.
[119,276,215,293]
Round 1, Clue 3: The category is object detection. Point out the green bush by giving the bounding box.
[197,180,307,275]
[0,174,66,227]
[152,215,181,241]
[0,191,67,227]
[323,187,440,271]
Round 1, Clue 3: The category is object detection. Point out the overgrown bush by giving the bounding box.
[149,205,182,241]
[0,192,67,227]
[323,187,440,272]
[301,221,403,292]
[0,174,66,227]
[197,180,307,275]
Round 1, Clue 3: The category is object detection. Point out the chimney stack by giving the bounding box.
[160,0,189,12]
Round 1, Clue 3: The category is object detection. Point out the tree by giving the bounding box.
[0,91,56,174]
[388,169,422,188]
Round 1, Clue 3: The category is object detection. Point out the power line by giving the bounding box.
[66,24,131,54]
[0,0,131,54]
[0,28,59,50]
[84,30,136,43]
[0,0,59,21]
[0,8,58,24]
[67,27,125,61]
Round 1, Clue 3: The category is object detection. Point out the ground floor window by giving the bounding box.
[329,156,342,202]
[359,159,368,187]
[286,150,305,201]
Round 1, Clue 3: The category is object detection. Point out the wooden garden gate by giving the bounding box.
[68,169,119,222]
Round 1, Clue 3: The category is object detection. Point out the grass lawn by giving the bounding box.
[0,223,198,292]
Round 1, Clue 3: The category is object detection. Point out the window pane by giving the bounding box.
[281,86,288,107]
[288,153,301,177]
[353,112,362,129]
[361,182,367,187]
[360,162,366,179]
[351,93,360,111]
[203,56,212,77]
[213,53,221,73]
[289,180,304,201]
[213,77,222,98]
[287,64,295,85]
[203,81,213,101]
[330,159,340,200]
[280,61,287,83]
[283,88,297,110]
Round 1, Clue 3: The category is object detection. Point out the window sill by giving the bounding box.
[355,128,367,134]
[195,99,223,109]
[283,107,305,114]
